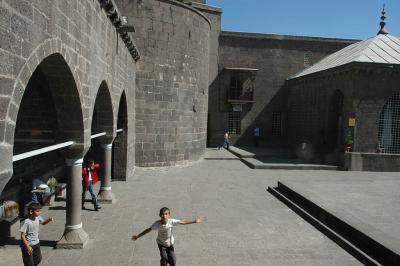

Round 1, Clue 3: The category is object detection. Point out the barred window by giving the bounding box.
[378,92,400,153]
[228,111,241,134]
[272,111,283,137]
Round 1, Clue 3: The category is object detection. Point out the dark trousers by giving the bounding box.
[21,243,42,266]
[218,139,230,150]
[157,244,176,266]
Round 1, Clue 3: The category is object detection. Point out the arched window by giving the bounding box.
[378,92,400,153]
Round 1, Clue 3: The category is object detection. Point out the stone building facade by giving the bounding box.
[208,31,357,147]
[287,32,400,170]
[0,0,138,247]
[115,0,216,166]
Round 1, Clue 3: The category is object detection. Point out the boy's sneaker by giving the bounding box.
[95,206,101,211]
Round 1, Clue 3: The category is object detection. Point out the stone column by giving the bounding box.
[98,143,115,203]
[0,169,13,244]
[57,158,88,249]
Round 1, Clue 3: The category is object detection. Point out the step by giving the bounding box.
[242,158,338,170]
[268,182,400,265]
[229,146,297,159]
[228,146,255,158]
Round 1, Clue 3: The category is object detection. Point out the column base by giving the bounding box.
[98,189,115,204]
[56,227,88,249]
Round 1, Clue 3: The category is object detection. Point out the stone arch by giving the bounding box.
[90,81,115,138]
[1,39,86,193]
[1,51,84,203]
[112,91,128,180]
[84,80,114,167]
[7,39,86,148]
[378,91,400,153]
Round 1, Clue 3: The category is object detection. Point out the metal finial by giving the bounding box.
[378,4,389,35]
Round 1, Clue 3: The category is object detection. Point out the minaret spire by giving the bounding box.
[378,4,389,35]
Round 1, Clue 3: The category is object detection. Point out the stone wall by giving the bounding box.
[0,0,137,197]
[345,152,400,171]
[209,32,356,147]
[189,2,222,146]
[353,68,400,152]
[116,0,211,166]
[287,72,355,152]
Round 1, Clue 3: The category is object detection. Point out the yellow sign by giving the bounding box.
[348,118,356,127]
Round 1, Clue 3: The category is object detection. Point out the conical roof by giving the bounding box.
[290,34,400,80]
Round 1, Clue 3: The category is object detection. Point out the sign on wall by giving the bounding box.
[348,118,356,127]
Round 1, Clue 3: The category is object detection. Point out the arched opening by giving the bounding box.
[0,53,83,238]
[83,81,114,205]
[84,81,114,164]
[112,92,128,181]
[378,92,400,153]
[326,90,344,151]
[90,81,114,136]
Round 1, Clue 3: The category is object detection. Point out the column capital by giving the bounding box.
[101,143,113,149]
[65,158,83,166]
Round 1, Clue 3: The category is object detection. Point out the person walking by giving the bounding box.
[218,131,230,150]
[82,160,101,211]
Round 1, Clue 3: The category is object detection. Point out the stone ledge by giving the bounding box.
[221,30,359,44]
[158,0,211,28]
[189,2,222,14]
[98,0,140,61]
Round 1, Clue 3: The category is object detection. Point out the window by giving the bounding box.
[229,76,242,100]
[228,111,241,134]
[224,69,257,102]
[378,92,400,153]
[272,112,283,137]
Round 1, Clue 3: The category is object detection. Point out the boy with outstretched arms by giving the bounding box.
[132,207,203,266]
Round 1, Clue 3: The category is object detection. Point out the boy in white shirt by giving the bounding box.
[132,207,203,266]
[20,203,53,266]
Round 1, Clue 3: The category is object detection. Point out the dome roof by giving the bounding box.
[290,34,400,80]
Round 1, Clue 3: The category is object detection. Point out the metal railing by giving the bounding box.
[12,129,124,162]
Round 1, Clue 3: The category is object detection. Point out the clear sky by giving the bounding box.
[206,0,400,40]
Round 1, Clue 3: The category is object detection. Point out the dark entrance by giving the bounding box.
[327,90,344,151]
[112,92,128,180]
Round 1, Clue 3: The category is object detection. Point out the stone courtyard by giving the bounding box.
[1,1,400,264]
[3,148,400,265]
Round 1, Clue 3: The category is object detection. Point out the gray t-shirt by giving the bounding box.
[150,218,181,247]
[20,216,44,246]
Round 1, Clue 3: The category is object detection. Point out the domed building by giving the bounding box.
[286,10,400,171]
